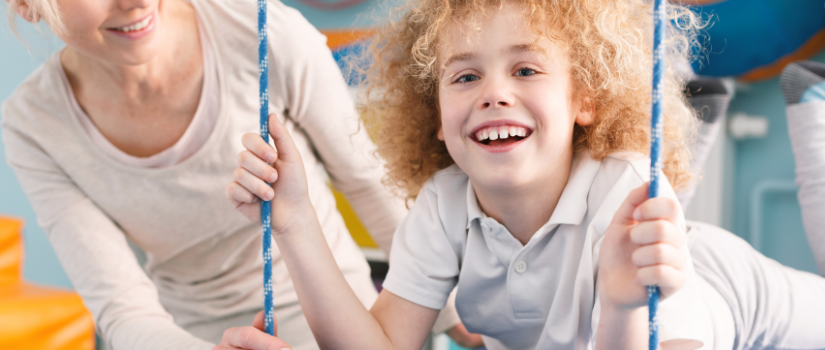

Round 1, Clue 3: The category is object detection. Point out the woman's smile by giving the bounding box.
[105,11,156,40]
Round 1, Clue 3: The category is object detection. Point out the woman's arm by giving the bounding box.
[1,115,213,350]
[264,3,405,255]
[228,115,438,350]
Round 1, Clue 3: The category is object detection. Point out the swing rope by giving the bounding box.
[258,0,275,337]
[648,0,666,348]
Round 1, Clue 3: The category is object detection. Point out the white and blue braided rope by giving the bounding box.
[257,0,275,337]
[648,0,666,349]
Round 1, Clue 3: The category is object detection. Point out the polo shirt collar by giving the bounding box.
[465,151,602,230]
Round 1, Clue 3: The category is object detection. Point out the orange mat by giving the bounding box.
[0,217,95,350]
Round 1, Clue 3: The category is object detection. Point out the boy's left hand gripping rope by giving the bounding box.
[258,0,275,337]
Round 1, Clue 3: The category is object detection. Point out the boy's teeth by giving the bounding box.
[476,130,489,141]
[474,125,530,143]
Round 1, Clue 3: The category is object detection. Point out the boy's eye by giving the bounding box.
[514,67,537,77]
[455,74,480,83]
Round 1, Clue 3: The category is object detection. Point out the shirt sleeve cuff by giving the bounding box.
[382,275,450,311]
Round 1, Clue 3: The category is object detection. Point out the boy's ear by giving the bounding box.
[437,126,445,141]
[575,95,595,126]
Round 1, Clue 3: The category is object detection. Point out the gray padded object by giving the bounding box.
[781,61,825,105]
[685,77,731,123]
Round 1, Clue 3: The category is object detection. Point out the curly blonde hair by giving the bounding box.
[359,0,704,200]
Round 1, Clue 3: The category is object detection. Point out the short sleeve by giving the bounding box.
[382,180,460,310]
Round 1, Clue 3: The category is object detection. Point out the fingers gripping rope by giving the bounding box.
[648,0,666,349]
[258,0,275,337]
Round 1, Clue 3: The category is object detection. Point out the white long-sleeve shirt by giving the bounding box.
[1,0,408,348]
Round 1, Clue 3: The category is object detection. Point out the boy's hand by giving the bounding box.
[598,183,687,311]
[225,114,312,233]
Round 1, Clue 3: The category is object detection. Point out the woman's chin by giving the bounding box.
[110,43,162,66]
[99,28,163,66]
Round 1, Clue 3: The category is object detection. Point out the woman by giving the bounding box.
[0,0,453,348]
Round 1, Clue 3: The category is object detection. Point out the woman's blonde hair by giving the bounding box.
[6,0,65,36]
[359,0,704,201]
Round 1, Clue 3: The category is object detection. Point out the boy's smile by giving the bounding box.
[470,119,533,153]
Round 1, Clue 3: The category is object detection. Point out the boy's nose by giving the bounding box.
[481,101,510,108]
[478,82,515,110]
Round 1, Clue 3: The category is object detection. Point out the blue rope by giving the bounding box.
[257,0,275,337]
[648,0,666,349]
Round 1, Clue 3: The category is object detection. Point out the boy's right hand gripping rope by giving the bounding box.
[258,0,275,337]
[648,0,666,349]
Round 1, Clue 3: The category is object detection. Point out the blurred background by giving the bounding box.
[2,0,825,349]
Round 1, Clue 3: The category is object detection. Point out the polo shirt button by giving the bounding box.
[515,260,528,273]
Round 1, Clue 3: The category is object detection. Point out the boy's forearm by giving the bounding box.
[595,303,647,350]
[273,203,394,350]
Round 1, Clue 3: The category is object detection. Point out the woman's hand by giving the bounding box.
[598,183,687,310]
[213,311,292,350]
[225,114,313,233]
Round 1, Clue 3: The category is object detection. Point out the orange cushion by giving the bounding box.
[0,217,23,287]
[0,283,95,349]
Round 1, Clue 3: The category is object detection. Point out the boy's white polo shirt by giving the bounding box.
[382,151,709,350]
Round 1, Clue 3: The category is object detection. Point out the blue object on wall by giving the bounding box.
[686,0,825,80]
[331,39,369,86]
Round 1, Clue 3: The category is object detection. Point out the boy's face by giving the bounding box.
[438,4,593,193]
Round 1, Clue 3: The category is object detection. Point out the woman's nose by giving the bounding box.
[117,0,152,12]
